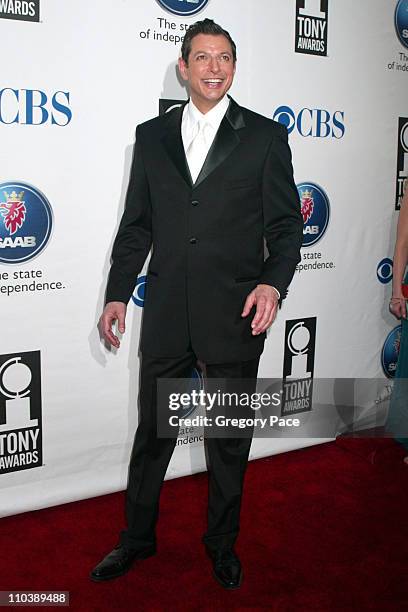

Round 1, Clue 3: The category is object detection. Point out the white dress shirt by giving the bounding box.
[181,96,229,184]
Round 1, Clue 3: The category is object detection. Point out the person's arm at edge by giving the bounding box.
[242,123,303,335]
[99,125,152,347]
[390,188,408,319]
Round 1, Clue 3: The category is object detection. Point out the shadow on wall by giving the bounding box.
[87,60,189,466]
[161,60,188,101]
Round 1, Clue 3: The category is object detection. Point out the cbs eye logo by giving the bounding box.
[377,258,393,285]
[273,105,345,139]
[132,275,147,307]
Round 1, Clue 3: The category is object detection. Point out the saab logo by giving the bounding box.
[159,98,185,115]
[377,258,393,284]
[395,0,408,49]
[1,190,26,236]
[396,117,408,210]
[0,351,42,475]
[132,275,147,307]
[156,0,209,17]
[0,89,72,126]
[282,317,316,415]
[0,0,39,21]
[382,325,402,378]
[295,0,328,57]
[297,182,330,247]
[0,182,53,264]
[273,105,344,139]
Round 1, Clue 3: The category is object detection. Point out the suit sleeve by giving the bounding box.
[258,124,303,299]
[105,125,152,304]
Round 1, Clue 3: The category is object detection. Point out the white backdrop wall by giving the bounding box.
[0,0,406,517]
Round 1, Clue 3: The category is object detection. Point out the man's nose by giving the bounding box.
[209,57,221,72]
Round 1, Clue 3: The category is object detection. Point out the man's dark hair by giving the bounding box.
[181,18,237,65]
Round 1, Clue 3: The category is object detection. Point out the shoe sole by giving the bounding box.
[212,568,243,590]
[90,548,156,582]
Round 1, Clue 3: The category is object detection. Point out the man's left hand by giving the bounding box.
[241,284,280,335]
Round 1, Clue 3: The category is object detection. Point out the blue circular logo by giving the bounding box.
[377,258,393,284]
[395,0,408,49]
[0,182,53,264]
[132,275,147,307]
[179,366,204,419]
[381,325,402,378]
[156,0,209,17]
[297,182,330,247]
[273,106,296,134]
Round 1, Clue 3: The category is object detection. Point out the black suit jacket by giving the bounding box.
[105,97,303,363]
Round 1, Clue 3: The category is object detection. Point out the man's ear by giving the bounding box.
[178,57,188,81]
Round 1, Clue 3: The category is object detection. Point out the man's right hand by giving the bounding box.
[99,301,127,348]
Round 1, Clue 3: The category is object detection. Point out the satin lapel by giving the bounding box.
[194,97,246,188]
[161,102,193,187]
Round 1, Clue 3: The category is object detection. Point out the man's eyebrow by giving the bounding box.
[192,50,232,55]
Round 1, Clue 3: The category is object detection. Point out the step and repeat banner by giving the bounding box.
[0,0,407,516]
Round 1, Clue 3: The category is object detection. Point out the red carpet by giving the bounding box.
[1,439,408,611]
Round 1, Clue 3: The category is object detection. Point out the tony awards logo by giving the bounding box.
[396,118,408,210]
[282,318,317,414]
[295,0,328,57]
[286,321,312,379]
[0,357,37,431]
[0,351,42,474]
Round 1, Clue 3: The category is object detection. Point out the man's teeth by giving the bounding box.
[204,79,223,83]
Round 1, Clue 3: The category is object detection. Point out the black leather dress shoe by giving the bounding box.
[90,544,156,582]
[208,549,243,589]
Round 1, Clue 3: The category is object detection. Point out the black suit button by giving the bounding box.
[191,200,199,206]
[189,237,197,245]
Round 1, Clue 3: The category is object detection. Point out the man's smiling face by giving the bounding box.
[178,33,236,114]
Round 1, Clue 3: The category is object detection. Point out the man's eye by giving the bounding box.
[221,55,231,62]
[196,54,207,61]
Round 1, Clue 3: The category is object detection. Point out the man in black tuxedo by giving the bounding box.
[91,19,303,589]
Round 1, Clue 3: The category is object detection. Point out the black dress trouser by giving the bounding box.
[119,350,260,553]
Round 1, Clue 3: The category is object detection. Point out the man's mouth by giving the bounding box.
[203,79,224,88]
